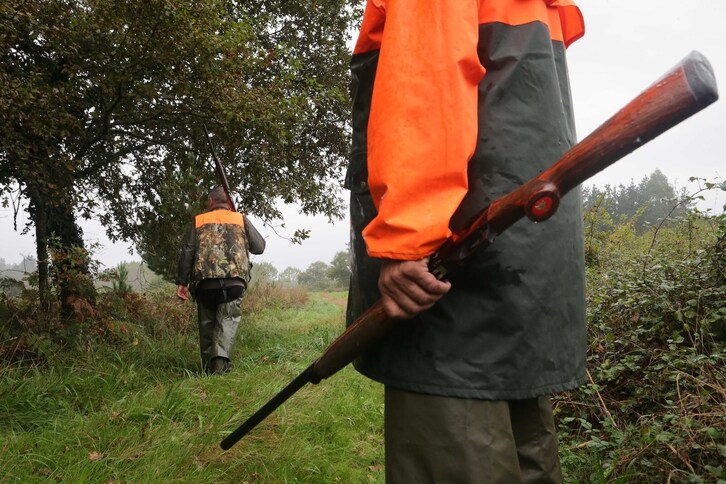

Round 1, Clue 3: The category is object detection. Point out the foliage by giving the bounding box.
[109,263,133,294]
[242,280,308,315]
[0,258,33,298]
[244,248,352,293]
[326,249,352,289]
[278,266,302,287]
[297,260,333,292]
[292,248,352,291]
[49,236,97,284]
[243,261,307,313]
[0,256,37,280]
[97,260,166,293]
[2,183,724,480]
[583,169,693,234]
[557,185,726,482]
[0,277,24,298]
[0,0,358,295]
[249,261,278,288]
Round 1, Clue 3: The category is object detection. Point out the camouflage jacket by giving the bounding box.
[175,209,265,290]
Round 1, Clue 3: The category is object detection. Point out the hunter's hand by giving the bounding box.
[176,285,189,301]
[378,258,451,319]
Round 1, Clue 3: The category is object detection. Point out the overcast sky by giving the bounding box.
[1,0,724,271]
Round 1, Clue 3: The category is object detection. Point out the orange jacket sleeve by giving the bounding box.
[545,0,585,47]
[361,0,485,260]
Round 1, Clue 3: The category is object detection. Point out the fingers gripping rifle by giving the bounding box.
[203,124,237,212]
[220,51,718,451]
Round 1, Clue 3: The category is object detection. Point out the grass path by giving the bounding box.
[0,291,385,483]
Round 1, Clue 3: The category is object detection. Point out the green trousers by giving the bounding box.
[196,298,242,368]
[384,387,563,483]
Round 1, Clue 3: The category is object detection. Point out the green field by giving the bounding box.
[0,291,385,483]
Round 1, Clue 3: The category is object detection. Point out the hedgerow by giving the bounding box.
[558,196,726,483]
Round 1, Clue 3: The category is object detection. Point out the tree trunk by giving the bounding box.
[27,178,97,320]
[34,203,50,307]
[27,183,50,306]
[47,201,97,319]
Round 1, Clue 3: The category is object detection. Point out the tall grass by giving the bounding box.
[0,287,384,482]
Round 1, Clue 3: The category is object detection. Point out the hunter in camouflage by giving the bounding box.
[176,186,266,375]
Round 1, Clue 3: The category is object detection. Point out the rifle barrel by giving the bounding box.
[220,364,316,450]
[203,124,237,212]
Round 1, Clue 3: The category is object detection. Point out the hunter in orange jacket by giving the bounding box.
[345,0,587,481]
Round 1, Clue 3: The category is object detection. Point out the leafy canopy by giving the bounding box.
[0,0,358,280]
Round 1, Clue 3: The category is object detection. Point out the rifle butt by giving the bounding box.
[548,50,717,195]
[538,51,718,204]
[487,51,718,231]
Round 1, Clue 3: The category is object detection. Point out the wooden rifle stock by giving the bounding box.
[220,51,718,451]
[203,124,237,212]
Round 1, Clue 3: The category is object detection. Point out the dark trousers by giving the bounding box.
[384,386,563,483]
[195,279,245,368]
[196,298,242,368]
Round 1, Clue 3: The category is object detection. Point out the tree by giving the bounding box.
[297,261,330,291]
[249,261,278,288]
[110,262,133,295]
[0,0,357,313]
[583,170,692,234]
[634,169,690,232]
[326,250,351,289]
[278,266,302,287]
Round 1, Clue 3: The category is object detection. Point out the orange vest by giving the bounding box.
[192,210,251,283]
[194,209,245,229]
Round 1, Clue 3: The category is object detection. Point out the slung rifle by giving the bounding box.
[203,124,237,212]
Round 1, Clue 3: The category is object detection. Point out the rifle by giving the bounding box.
[203,124,237,212]
[220,51,718,451]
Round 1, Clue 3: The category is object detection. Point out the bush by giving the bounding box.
[243,280,308,313]
[557,205,726,482]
